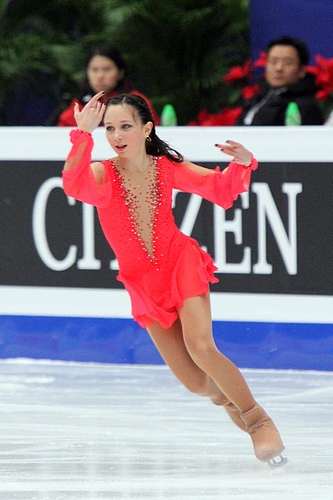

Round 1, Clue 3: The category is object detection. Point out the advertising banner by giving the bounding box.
[1,160,332,296]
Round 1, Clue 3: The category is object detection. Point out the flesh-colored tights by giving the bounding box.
[147,293,256,417]
[147,293,285,461]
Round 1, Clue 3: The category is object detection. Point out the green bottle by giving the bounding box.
[161,104,177,126]
[285,102,301,126]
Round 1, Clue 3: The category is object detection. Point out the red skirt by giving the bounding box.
[117,237,218,329]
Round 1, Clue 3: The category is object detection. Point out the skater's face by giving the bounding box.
[104,104,152,157]
[266,45,306,88]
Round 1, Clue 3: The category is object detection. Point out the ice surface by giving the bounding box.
[0,359,332,499]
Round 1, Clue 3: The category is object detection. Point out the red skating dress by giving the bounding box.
[62,130,258,329]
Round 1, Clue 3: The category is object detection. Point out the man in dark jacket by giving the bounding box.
[236,36,324,126]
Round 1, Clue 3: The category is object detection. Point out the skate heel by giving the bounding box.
[241,404,285,463]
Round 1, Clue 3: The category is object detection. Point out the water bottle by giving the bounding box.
[161,104,177,126]
[285,102,301,126]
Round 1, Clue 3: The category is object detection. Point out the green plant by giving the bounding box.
[103,0,250,123]
[0,0,113,123]
[0,0,250,125]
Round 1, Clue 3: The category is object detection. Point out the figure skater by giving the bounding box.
[62,91,287,467]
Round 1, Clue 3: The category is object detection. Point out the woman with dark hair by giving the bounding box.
[57,44,160,126]
[62,92,287,468]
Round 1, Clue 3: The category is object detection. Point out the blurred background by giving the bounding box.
[2,0,332,127]
[0,0,250,125]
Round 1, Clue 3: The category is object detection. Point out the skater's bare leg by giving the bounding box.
[177,293,285,463]
[177,293,256,413]
[147,318,246,431]
[148,318,226,402]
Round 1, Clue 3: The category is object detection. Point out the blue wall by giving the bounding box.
[250,0,333,63]
[1,315,332,371]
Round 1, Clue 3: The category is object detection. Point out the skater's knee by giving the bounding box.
[185,337,218,365]
[183,373,213,398]
[210,393,229,406]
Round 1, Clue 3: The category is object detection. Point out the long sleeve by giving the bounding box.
[172,156,258,209]
[62,129,112,207]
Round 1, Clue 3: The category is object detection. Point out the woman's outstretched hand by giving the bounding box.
[74,91,106,133]
[215,140,252,167]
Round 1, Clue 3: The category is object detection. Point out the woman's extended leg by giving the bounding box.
[176,293,256,412]
[176,293,285,463]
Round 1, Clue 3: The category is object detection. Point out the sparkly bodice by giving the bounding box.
[97,156,181,275]
[113,157,159,259]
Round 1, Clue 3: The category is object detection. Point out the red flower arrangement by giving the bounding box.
[190,51,333,126]
[308,55,333,101]
[188,107,243,126]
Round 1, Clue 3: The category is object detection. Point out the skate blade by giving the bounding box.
[268,454,288,469]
